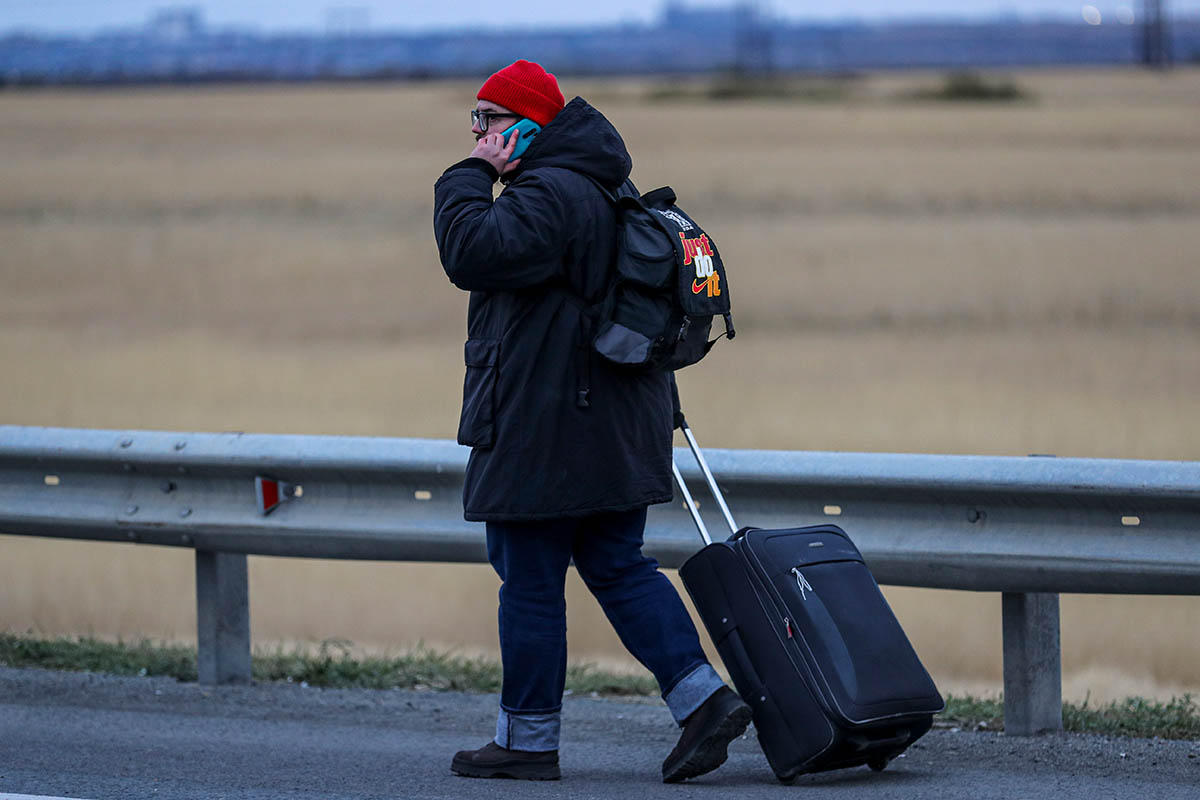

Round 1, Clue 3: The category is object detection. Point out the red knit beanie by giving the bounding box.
[476,60,564,127]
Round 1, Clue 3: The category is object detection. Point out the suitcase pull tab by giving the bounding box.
[784,617,794,639]
[791,567,812,600]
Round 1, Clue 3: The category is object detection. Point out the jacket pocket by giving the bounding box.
[457,338,500,448]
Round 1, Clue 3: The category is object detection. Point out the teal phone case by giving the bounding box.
[500,118,541,161]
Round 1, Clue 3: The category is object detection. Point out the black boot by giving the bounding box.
[451,741,561,780]
[662,686,752,783]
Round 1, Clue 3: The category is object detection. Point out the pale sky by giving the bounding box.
[2,1,1198,36]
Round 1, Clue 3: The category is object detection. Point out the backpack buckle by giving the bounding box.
[677,316,692,343]
[576,389,590,408]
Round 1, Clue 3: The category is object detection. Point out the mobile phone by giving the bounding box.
[499,118,541,161]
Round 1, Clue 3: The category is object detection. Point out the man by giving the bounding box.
[433,59,751,783]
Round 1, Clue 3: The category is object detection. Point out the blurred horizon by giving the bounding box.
[4,0,1200,37]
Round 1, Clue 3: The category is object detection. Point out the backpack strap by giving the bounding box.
[579,174,622,205]
[565,174,627,408]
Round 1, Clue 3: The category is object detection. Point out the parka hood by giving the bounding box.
[505,96,632,190]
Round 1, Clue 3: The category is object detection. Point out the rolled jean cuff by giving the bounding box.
[495,708,561,752]
[663,663,725,725]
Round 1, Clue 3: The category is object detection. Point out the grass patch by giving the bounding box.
[940,693,1005,730]
[642,71,1029,105]
[645,72,859,103]
[0,632,198,680]
[253,639,503,691]
[0,633,656,696]
[905,71,1030,103]
[1063,694,1200,740]
[940,692,1200,740]
[3,633,1196,739]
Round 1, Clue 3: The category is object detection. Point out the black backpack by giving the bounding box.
[585,180,735,373]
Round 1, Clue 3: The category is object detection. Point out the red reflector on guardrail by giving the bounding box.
[255,476,295,515]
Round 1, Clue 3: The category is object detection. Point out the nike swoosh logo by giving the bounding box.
[692,279,707,294]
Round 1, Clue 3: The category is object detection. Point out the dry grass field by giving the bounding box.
[1,69,1198,702]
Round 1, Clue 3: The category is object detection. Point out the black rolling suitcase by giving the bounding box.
[672,418,944,783]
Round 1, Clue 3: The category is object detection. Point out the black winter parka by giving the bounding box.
[433,97,674,521]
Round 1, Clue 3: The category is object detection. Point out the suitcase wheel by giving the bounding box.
[776,774,798,786]
[867,758,889,772]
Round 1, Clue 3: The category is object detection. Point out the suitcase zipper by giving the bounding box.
[743,539,851,721]
[739,545,827,691]
[791,567,813,599]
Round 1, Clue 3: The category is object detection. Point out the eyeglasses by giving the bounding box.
[471,109,520,133]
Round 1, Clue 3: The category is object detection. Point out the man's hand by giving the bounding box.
[470,130,521,178]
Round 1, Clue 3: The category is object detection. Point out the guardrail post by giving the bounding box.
[1001,592,1062,735]
[195,550,252,685]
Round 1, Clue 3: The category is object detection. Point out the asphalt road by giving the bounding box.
[1,666,1197,800]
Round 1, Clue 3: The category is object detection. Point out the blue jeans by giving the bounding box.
[487,507,725,752]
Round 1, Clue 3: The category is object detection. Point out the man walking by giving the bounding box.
[433,60,751,783]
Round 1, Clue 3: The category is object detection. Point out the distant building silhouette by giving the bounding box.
[326,7,371,37]
[1,2,1198,87]
[147,7,204,43]
[1141,0,1173,67]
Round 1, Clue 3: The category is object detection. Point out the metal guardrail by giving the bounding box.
[2,424,1199,735]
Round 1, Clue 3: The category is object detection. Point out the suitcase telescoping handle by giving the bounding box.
[672,416,739,546]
